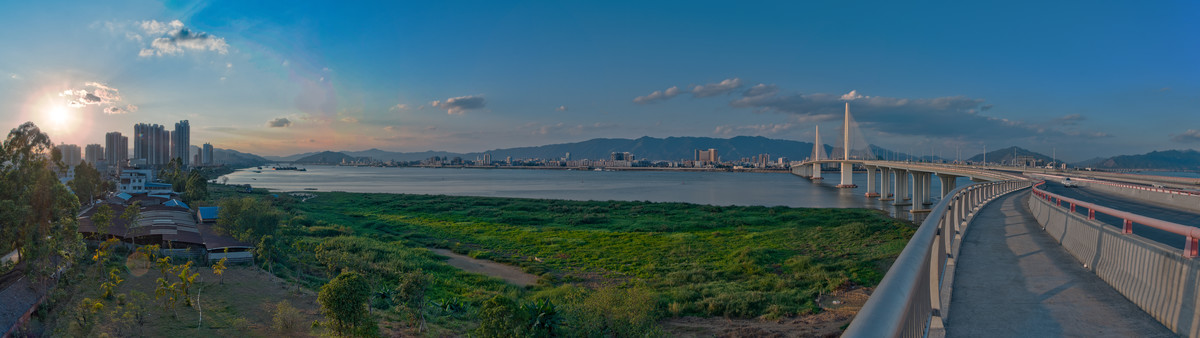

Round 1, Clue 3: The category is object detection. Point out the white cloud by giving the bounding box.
[633,86,682,104]
[60,82,135,114]
[430,95,485,115]
[340,117,359,123]
[691,78,742,97]
[133,20,229,57]
[743,84,778,98]
[1171,129,1200,143]
[840,90,865,101]
[390,104,409,111]
[556,105,568,112]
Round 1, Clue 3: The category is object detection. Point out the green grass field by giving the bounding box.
[279,190,914,324]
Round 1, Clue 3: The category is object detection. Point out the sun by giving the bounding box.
[44,104,78,133]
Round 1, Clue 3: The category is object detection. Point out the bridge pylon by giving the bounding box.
[836,102,857,188]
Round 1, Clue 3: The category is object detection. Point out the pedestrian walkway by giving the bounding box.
[945,191,1174,337]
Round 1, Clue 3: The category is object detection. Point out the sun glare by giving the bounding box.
[45,105,76,133]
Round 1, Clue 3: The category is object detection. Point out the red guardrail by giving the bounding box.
[1032,173,1200,196]
[1031,181,1200,257]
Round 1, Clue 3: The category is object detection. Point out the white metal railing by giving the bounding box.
[842,179,1030,337]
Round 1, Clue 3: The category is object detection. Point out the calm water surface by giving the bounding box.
[224,166,969,219]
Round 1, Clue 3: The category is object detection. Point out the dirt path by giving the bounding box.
[429,249,539,287]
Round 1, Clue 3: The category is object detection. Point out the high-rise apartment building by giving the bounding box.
[85,144,104,166]
[694,148,718,163]
[134,123,171,167]
[56,143,81,167]
[202,143,214,165]
[172,120,190,166]
[105,132,128,170]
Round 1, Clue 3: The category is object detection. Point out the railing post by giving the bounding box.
[1070,203,1076,213]
[1123,219,1133,234]
[1186,237,1199,258]
[1088,209,1095,220]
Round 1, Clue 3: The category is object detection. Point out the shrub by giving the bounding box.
[272,300,305,334]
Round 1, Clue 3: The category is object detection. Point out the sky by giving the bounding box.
[0,1,1197,161]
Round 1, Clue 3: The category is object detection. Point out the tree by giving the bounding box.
[318,270,375,336]
[476,295,521,337]
[100,267,124,299]
[392,271,429,330]
[92,204,114,240]
[216,197,281,243]
[212,257,228,284]
[0,122,81,282]
[68,161,103,205]
[183,170,208,202]
[119,201,141,238]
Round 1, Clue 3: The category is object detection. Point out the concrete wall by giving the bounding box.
[1028,195,1200,337]
[1083,181,1200,214]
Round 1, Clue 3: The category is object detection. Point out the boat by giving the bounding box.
[252,170,261,173]
[274,166,299,170]
[296,168,307,171]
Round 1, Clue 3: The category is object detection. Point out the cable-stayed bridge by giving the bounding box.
[795,103,1199,337]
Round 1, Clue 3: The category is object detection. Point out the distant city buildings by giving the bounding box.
[105,131,128,172]
[84,144,104,167]
[172,120,190,166]
[56,143,81,167]
[695,148,718,164]
[202,143,214,165]
[134,123,170,167]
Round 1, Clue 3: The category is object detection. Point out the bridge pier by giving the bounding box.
[879,167,894,201]
[864,166,879,197]
[893,169,912,206]
[812,162,823,180]
[836,161,857,188]
[939,174,959,198]
[910,171,932,212]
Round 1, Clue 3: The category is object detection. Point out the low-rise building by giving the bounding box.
[78,194,251,264]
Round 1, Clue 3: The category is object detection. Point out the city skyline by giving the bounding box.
[1,1,1197,161]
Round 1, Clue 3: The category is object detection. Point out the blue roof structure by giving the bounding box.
[163,199,190,210]
[116,193,133,201]
[198,206,219,221]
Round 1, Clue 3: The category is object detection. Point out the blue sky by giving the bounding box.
[0,1,1196,160]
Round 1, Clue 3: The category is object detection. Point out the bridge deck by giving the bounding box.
[945,191,1174,337]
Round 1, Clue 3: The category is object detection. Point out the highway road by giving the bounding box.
[1039,180,1200,250]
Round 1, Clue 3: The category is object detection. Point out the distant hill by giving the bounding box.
[462,136,822,162]
[345,149,466,162]
[966,146,1053,164]
[247,136,951,164]
[1071,157,1109,168]
[1091,149,1200,170]
[212,148,269,167]
[283,136,836,162]
[294,151,357,164]
[262,151,319,162]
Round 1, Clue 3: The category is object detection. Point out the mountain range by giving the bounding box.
[256,136,1200,170]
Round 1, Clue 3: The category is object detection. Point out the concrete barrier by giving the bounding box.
[1082,181,1200,214]
[1028,194,1200,337]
